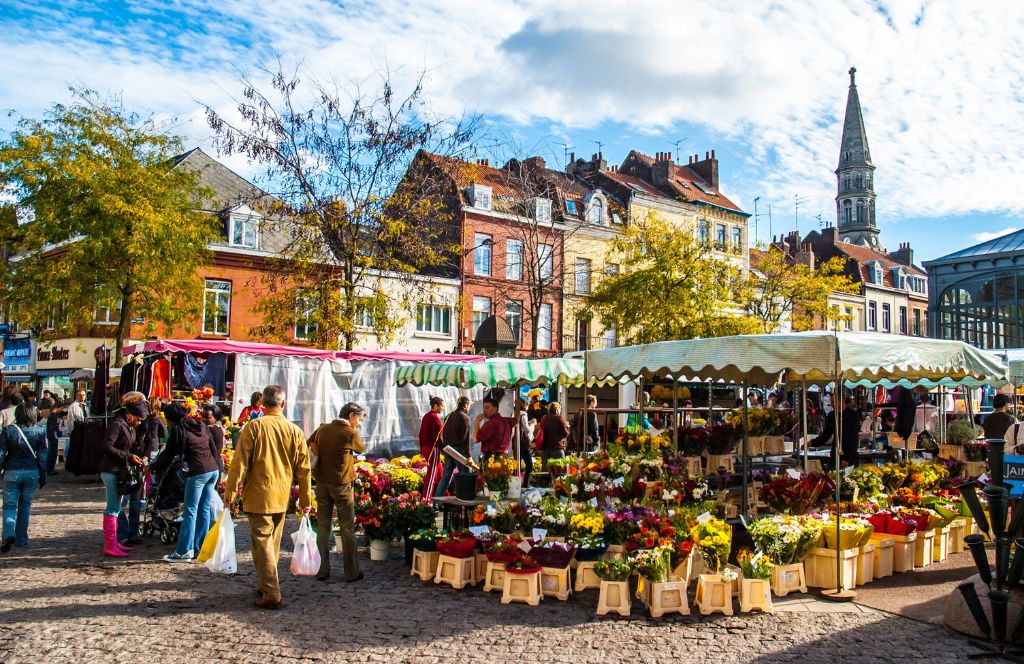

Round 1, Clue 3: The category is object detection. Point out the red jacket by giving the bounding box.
[418,411,443,458]
[477,415,512,455]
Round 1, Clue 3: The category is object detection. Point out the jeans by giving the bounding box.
[176,470,219,556]
[100,472,128,517]
[117,488,144,542]
[46,435,59,474]
[433,454,469,498]
[3,469,38,546]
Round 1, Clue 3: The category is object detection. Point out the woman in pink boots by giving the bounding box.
[97,400,147,557]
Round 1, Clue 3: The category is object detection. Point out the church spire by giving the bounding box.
[834,66,880,250]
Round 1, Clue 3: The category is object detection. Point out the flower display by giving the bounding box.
[593,559,633,582]
[679,426,709,456]
[820,515,873,550]
[436,530,478,558]
[530,541,576,568]
[484,539,524,564]
[569,511,605,537]
[390,468,424,493]
[408,527,443,551]
[483,456,518,494]
[746,514,824,565]
[603,505,654,545]
[630,546,673,582]
[706,423,741,455]
[759,473,834,515]
[737,548,774,580]
[693,517,732,572]
[842,467,885,499]
[720,566,738,583]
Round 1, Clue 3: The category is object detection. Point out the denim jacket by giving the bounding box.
[0,423,48,472]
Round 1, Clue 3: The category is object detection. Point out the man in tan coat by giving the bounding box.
[309,402,366,583]
[223,384,311,609]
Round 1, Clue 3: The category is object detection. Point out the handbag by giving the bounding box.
[14,426,47,489]
[117,459,143,495]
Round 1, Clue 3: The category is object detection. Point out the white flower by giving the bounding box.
[721,567,738,582]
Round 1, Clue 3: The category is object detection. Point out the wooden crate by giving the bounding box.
[770,562,807,597]
[933,526,950,563]
[747,436,766,456]
[706,454,735,474]
[647,580,690,617]
[596,580,631,616]
[856,543,875,586]
[939,444,967,462]
[740,578,773,613]
[766,436,786,454]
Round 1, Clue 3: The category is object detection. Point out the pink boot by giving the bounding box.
[103,516,129,557]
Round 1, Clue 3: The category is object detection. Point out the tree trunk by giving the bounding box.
[115,295,132,368]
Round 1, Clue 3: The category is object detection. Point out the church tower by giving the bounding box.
[835,67,881,250]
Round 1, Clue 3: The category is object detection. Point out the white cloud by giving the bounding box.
[971,228,1021,243]
[1,0,1023,224]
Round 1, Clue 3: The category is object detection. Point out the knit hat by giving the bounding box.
[125,400,149,418]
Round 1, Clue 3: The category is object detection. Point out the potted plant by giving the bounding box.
[436,530,478,559]
[483,456,517,500]
[946,418,980,446]
[355,499,396,561]
[595,559,633,616]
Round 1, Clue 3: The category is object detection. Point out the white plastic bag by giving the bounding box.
[290,514,321,576]
[205,511,237,574]
[209,496,224,524]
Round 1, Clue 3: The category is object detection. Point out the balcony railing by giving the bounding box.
[561,334,619,353]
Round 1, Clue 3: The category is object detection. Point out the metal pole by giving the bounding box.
[582,351,589,454]
[801,380,809,470]
[672,374,679,454]
[822,333,855,601]
[638,376,645,431]
[742,382,749,519]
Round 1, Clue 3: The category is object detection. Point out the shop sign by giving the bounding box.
[36,346,71,362]
[2,337,35,374]
[1004,455,1024,496]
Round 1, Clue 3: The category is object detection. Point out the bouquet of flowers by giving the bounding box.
[746,514,823,565]
[905,462,949,491]
[569,511,606,537]
[538,497,575,536]
[889,487,922,507]
[192,386,215,405]
[626,516,678,553]
[679,426,709,456]
[505,554,542,574]
[568,532,607,560]
[613,430,671,457]
[436,530,478,558]
[388,492,435,536]
[732,408,780,437]
[821,516,872,550]
[390,468,424,493]
[603,505,653,545]
[706,423,740,455]
[530,541,576,568]
[737,548,774,580]
[355,500,395,541]
[630,546,672,582]
[408,527,443,551]
[693,517,732,572]
[489,502,529,534]
[593,559,633,582]
[483,456,518,494]
[760,473,834,515]
[484,539,524,564]
[842,467,885,499]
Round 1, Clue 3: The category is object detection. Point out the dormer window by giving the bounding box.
[565,200,578,215]
[530,197,551,223]
[228,205,259,250]
[891,267,907,290]
[469,184,492,210]
[586,195,605,225]
[867,262,883,285]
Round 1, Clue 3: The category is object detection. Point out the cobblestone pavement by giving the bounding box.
[0,475,976,663]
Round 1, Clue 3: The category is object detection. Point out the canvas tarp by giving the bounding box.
[395,357,588,388]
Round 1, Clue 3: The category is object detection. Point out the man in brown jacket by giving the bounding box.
[223,385,311,609]
[309,402,366,583]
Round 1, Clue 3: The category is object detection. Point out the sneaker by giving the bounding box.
[163,551,194,563]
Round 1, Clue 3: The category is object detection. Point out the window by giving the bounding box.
[294,294,319,341]
[565,200,578,215]
[538,244,553,281]
[716,224,727,247]
[731,226,742,250]
[354,301,373,329]
[867,301,877,330]
[505,301,522,345]
[881,303,891,332]
[505,239,523,281]
[909,277,927,295]
[587,196,604,225]
[603,321,618,349]
[868,263,883,285]
[473,234,492,276]
[469,184,492,210]
[913,309,922,336]
[611,212,622,225]
[202,280,230,335]
[844,306,854,331]
[843,201,852,224]
[843,178,850,192]
[416,304,451,336]
[94,300,121,325]
[856,200,866,224]
[472,296,491,337]
[605,263,620,276]
[537,303,552,350]
[899,306,908,335]
[699,220,709,245]
[229,212,258,249]
[855,176,864,189]
[575,258,591,295]
[531,198,551,223]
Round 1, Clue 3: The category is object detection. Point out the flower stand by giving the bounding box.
[410,549,439,582]
[501,569,543,606]
[369,538,390,561]
[804,547,857,591]
[725,564,742,597]
[913,529,935,568]
[603,544,626,562]
[695,574,733,616]
[939,443,966,462]
[483,561,506,592]
[770,562,807,597]
[869,535,895,579]
[747,436,766,456]
[932,526,950,563]
[596,580,631,616]
[473,553,488,585]
[949,519,966,554]
[672,556,693,586]
[685,457,703,478]
[766,435,786,454]
[540,566,572,601]
[856,542,875,586]
[647,580,690,617]
[705,454,735,474]
[574,561,601,592]
[890,532,917,573]
[434,554,475,590]
[739,578,773,613]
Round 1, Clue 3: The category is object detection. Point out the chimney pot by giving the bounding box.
[705,151,710,159]
[711,149,715,159]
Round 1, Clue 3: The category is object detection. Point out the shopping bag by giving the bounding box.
[210,495,224,523]
[289,514,321,576]
[205,511,237,574]
[195,511,224,563]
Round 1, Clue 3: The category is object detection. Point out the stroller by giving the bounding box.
[140,455,186,544]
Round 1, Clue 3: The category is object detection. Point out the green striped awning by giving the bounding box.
[395,357,587,388]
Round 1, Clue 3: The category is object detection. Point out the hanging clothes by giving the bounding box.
[150,357,172,399]
[91,346,110,417]
[183,352,227,395]
[119,356,139,396]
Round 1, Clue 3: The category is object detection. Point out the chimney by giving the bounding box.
[689,149,719,189]
[821,226,838,244]
[652,151,675,185]
[523,156,546,172]
[890,242,914,266]
[477,158,489,167]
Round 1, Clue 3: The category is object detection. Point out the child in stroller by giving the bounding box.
[140,455,186,544]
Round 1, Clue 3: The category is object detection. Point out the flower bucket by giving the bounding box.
[575,545,608,562]
[437,539,478,559]
[369,539,391,561]
[453,472,479,500]
[824,527,861,551]
[596,580,631,616]
[739,578,773,613]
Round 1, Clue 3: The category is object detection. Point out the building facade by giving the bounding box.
[924,229,1024,350]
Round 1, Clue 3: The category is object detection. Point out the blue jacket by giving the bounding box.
[0,423,48,472]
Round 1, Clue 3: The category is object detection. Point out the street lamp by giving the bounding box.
[463,237,493,256]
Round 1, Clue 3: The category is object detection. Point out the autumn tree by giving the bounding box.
[742,247,858,332]
[0,89,218,363]
[205,62,478,350]
[585,213,759,344]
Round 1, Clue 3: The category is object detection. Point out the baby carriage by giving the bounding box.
[140,456,186,544]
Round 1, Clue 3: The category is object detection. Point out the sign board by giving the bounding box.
[0,323,9,338]
[1003,455,1024,496]
[2,337,35,375]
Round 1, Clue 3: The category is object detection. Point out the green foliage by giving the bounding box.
[585,213,759,344]
[0,89,218,360]
[946,418,980,445]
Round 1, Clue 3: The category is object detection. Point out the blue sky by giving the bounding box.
[2,0,1023,263]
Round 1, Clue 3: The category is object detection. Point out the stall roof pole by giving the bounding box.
[801,380,809,471]
[741,382,749,520]
[672,374,679,454]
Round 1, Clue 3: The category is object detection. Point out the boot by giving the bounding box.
[103,516,129,557]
